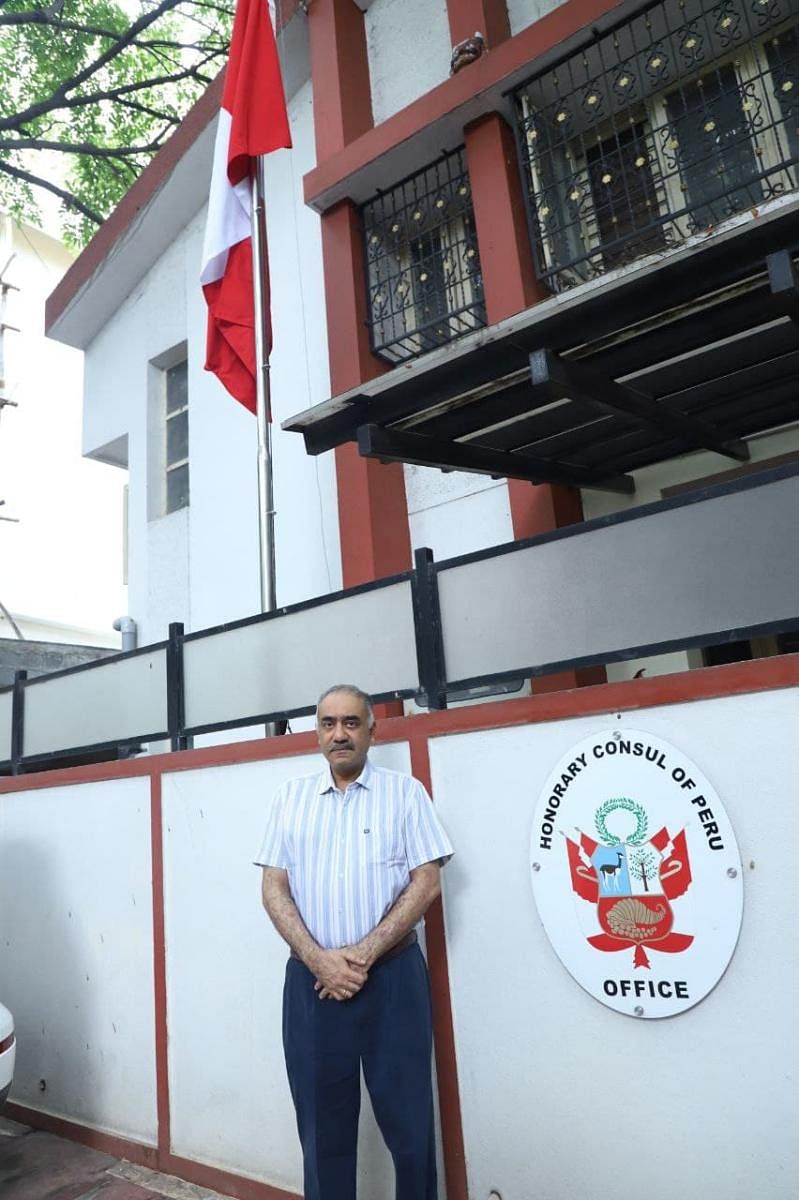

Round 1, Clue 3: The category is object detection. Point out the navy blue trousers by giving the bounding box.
[282,944,437,1200]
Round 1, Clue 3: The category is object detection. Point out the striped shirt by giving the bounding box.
[255,758,453,949]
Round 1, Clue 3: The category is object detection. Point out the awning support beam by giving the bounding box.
[357,424,635,494]
[767,249,799,325]
[530,350,749,463]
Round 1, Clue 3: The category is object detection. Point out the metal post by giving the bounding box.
[166,622,190,752]
[251,156,277,616]
[251,156,280,738]
[411,547,448,710]
[10,668,26,775]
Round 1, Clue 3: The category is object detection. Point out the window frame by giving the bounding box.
[164,359,189,516]
[519,15,799,289]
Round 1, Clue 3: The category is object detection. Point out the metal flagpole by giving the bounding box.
[251,155,284,737]
[250,154,277,615]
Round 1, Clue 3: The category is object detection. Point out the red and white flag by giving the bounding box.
[201,0,291,412]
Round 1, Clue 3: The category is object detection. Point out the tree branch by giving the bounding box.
[0,160,104,226]
[1,136,167,157]
[0,0,233,239]
[1,0,185,130]
[0,63,217,132]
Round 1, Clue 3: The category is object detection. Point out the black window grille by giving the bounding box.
[361,148,486,363]
[513,0,799,291]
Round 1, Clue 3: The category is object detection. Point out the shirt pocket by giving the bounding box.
[363,825,404,867]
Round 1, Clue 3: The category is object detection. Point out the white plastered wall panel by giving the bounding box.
[406,468,515,560]
[581,427,799,683]
[162,743,416,1192]
[183,579,418,731]
[507,0,570,34]
[22,649,168,757]
[366,0,452,124]
[83,231,192,645]
[0,777,156,1142]
[429,688,799,1200]
[0,689,12,762]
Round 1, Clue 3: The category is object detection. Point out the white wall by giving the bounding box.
[0,737,450,1189]
[507,0,570,35]
[2,681,797,1197]
[0,776,156,1142]
[0,219,126,645]
[430,687,799,1200]
[81,81,339,648]
[405,467,514,561]
[366,0,452,125]
[161,741,417,1193]
[581,422,799,682]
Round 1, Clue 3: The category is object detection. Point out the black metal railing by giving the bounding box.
[361,148,486,363]
[2,463,798,775]
[513,0,799,291]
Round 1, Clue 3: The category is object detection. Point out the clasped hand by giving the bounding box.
[312,946,370,1001]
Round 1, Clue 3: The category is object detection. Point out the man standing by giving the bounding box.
[256,683,453,1200]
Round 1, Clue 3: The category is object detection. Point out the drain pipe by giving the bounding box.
[113,615,138,653]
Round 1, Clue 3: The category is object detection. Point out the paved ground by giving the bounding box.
[0,1117,236,1200]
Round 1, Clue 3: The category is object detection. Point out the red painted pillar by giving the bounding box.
[308,0,374,159]
[464,111,545,320]
[465,111,605,690]
[308,0,412,593]
[445,0,510,47]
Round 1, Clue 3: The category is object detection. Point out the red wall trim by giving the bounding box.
[411,733,469,1200]
[150,774,170,1157]
[157,1151,298,1200]
[4,1104,298,1200]
[4,1102,160,1169]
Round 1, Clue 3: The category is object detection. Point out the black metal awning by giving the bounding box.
[283,198,799,493]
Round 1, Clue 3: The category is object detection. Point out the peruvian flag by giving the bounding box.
[201,0,291,412]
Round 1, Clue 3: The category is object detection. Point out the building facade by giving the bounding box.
[45,0,799,669]
[6,4,798,1197]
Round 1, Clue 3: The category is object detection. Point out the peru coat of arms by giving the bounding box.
[567,796,693,969]
[530,727,743,1018]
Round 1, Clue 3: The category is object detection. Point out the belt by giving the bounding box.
[291,929,417,968]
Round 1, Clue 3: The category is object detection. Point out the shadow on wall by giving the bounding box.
[0,840,94,1124]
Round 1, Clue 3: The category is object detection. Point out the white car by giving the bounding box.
[0,1002,15,1105]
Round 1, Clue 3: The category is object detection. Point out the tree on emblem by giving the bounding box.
[628,847,659,893]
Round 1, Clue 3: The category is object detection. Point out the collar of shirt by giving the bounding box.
[317,757,373,797]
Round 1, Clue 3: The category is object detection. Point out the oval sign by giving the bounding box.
[530,727,743,1018]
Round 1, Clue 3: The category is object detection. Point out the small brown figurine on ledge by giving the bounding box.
[450,31,485,74]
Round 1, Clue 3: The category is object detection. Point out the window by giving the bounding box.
[362,147,486,363]
[585,123,666,268]
[664,62,761,228]
[514,0,799,291]
[165,360,189,513]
